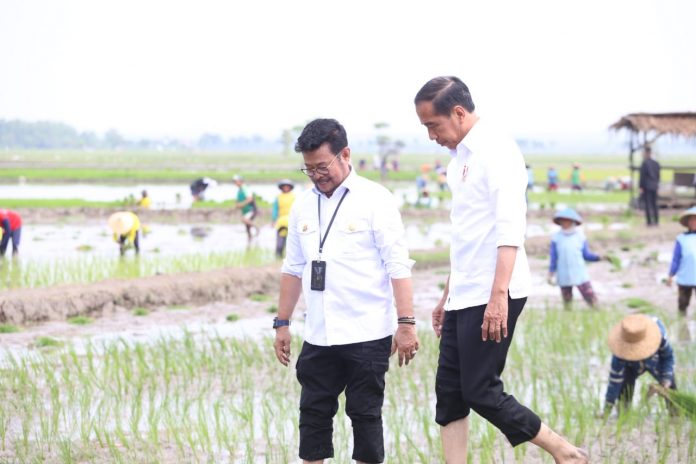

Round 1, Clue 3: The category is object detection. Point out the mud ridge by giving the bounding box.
[0,265,281,325]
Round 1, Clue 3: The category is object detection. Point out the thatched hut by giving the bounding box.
[610,112,696,207]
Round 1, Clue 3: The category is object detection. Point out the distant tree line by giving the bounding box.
[0,119,275,151]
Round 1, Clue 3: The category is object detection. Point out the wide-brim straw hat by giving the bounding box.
[108,212,135,235]
[553,207,582,226]
[607,314,661,361]
[679,206,696,227]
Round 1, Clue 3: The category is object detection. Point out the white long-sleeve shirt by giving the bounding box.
[281,168,414,346]
[445,118,531,310]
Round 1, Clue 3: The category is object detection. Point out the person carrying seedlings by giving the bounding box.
[603,313,676,415]
[548,208,601,309]
[233,174,259,242]
[271,178,296,258]
[189,177,217,202]
[0,209,22,257]
[666,206,696,316]
[108,211,141,256]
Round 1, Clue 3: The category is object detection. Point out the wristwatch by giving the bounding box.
[273,317,290,329]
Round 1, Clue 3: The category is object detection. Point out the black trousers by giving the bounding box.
[435,297,542,446]
[643,189,659,225]
[295,336,391,463]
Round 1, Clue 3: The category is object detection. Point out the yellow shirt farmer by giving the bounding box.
[272,179,296,258]
[108,211,141,256]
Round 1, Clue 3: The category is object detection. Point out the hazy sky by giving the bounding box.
[0,0,694,141]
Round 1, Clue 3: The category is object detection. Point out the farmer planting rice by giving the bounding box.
[603,313,677,415]
[0,209,22,257]
[108,211,141,256]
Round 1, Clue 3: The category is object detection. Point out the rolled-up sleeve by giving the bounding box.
[488,144,527,248]
[280,204,305,278]
[372,191,414,279]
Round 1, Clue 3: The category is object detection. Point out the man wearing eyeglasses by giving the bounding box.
[273,118,419,464]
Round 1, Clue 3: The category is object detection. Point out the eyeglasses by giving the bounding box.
[300,151,342,177]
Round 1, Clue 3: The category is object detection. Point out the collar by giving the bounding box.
[451,118,483,158]
[312,165,356,198]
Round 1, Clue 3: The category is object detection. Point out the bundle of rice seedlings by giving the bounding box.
[648,384,696,419]
[605,253,622,271]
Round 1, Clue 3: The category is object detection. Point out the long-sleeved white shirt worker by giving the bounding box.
[445,118,532,310]
[282,168,414,346]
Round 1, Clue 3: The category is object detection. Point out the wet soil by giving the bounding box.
[0,219,688,348]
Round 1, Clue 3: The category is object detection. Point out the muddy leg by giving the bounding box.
[577,281,597,308]
[560,286,573,310]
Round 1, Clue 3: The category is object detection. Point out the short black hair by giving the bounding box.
[414,76,475,115]
[295,118,348,155]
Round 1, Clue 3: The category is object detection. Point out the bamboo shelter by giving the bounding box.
[610,112,696,207]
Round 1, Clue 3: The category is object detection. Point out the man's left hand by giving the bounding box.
[391,324,420,367]
[482,294,508,343]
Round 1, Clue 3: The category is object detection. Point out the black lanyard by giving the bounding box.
[317,189,349,258]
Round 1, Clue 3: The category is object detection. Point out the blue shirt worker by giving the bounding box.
[272,118,419,464]
[548,208,601,309]
[667,206,696,316]
[547,166,559,191]
[604,314,676,414]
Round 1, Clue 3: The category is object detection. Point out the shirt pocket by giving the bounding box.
[337,217,373,255]
[296,218,319,257]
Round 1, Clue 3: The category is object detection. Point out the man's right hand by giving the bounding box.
[432,304,445,338]
[273,327,291,366]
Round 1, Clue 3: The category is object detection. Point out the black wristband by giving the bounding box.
[272,317,290,329]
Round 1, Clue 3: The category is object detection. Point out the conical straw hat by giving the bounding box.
[108,212,135,235]
[607,314,662,361]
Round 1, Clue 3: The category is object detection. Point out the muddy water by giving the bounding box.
[19,223,278,260]
[0,182,436,209]
[13,220,631,262]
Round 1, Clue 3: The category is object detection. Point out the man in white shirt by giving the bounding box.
[273,118,419,464]
[414,76,589,464]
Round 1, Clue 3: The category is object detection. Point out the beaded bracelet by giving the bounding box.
[397,316,416,325]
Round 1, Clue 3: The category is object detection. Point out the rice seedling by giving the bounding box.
[33,336,63,348]
[249,293,270,302]
[0,305,693,462]
[67,316,92,325]
[0,324,20,333]
[0,248,274,290]
[606,253,623,271]
[225,314,239,322]
[133,308,149,317]
[625,297,652,309]
[265,305,278,314]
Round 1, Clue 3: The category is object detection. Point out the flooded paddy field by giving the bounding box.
[0,258,695,463]
[1,188,695,461]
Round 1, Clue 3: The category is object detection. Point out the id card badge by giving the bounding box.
[310,260,326,291]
